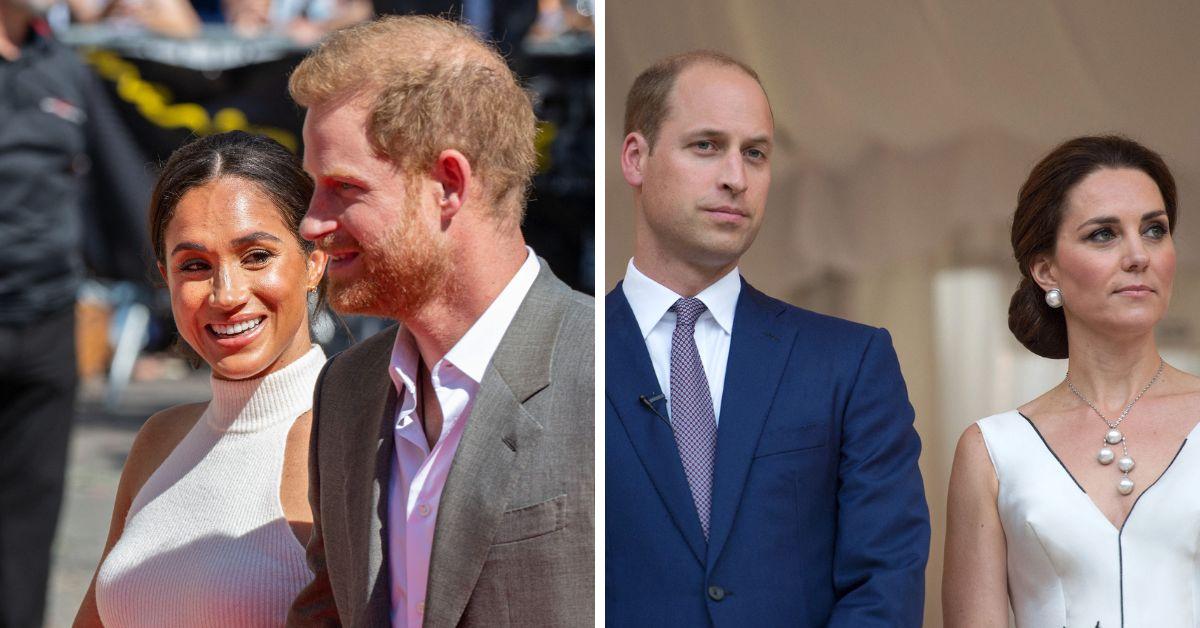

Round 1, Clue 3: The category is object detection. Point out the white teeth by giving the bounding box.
[211,317,264,336]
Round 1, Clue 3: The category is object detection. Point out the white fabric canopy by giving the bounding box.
[605,1,1200,292]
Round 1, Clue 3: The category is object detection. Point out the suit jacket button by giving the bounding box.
[707,585,726,601]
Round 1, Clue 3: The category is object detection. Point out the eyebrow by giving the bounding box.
[232,231,285,247]
[321,168,368,184]
[1076,210,1167,230]
[686,128,774,147]
[170,231,284,256]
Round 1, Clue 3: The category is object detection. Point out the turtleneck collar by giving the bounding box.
[205,345,326,434]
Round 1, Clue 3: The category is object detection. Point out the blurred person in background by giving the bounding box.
[73,131,329,627]
[55,0,368,42]
[221,0,369,44]
[0,0,118,623]
[287,16,593,627]
[368,0,536,58]
[61,0,203,37]
[944,136,1200,627]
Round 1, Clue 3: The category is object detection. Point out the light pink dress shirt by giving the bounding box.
[387,248,540,628]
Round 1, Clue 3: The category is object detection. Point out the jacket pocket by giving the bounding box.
[493,493,568,545]
[753,423,828,458]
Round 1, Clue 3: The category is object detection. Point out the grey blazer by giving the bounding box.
[288,264,594,627]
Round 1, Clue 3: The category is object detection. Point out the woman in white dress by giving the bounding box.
[943,135,1200,628]
[73,131,328,626]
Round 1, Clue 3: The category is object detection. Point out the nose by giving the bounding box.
[1122,237,1151,272]
[210,265,249,309]
[719,153,748,196]
[301,194,339,243]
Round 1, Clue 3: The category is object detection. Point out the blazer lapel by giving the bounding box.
[606,285,707,564]
[339,333,397,624]
[423,265,560,626]
[705,282,794,571]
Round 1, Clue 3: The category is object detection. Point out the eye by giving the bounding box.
[1087,227,1116,243]
[243,249,276,266]
[745,147,767,161]
[694,140,717,152]
[178,258,210,273]
[1144,222,1168,239]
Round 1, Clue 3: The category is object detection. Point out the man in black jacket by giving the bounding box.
[0,2,149,624]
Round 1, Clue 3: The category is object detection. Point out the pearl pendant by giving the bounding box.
[1117,456,1135,472]
[1097,448,1115,464]
[1118,477,1135,495]
[1106,429,1123,445]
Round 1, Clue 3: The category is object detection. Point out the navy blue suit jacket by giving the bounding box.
[606,280,929,627]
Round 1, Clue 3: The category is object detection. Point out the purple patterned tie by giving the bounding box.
[669,297,718,539]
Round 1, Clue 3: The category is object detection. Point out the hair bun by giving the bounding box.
[1008,276,1068,359]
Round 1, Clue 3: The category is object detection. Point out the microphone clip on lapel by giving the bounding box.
[639,393,669,425]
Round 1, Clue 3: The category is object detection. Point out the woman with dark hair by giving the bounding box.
[943,135,1200,627]
[74,131,327,627]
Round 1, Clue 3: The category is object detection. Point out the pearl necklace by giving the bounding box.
[1064,359,1165,496]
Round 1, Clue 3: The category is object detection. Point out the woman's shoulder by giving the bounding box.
[1164,365,1200,394]
[122,402,207,488]
[136,403,206,448]
[971,408,1028,439]
[954,409,1030,475]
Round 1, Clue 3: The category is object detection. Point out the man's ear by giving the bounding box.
[1029,252,1058,292]
[431,149,472,220]
[620,132,649,187]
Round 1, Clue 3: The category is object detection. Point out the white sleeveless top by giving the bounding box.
[977,410,1200,628]
[95,346,325,627]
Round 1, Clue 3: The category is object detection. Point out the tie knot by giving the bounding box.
[671,297,707,328]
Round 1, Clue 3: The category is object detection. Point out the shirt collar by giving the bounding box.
[622,258,741,339]
[388,247,540,396]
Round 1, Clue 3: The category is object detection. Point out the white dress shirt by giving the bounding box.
[621,259,740,425]
[387,248,540,628]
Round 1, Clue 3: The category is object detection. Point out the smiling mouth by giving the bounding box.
[207,316,265,338]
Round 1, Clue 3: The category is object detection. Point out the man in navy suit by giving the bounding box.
[606,50,930,627]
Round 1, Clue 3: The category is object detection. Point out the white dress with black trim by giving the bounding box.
[977,410,1200,628]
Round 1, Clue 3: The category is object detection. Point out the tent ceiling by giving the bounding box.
[605,2,1200,288]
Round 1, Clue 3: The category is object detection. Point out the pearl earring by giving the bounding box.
[1045,288,1063,309]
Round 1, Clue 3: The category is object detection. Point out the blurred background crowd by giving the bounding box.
[0,0,592,624]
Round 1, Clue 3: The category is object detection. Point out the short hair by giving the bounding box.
[1008,135,1177,359]
[289,15,537,219]
[624,50,765,148]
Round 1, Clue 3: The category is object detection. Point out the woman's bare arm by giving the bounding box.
[73,403,204,627]
[943,424,1010,628]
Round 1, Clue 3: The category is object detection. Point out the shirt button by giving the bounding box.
[707,585,726,601]
[418,503,431,516]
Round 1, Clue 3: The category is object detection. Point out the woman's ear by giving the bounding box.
[1029,253,1058,293]
[305,248,328,290]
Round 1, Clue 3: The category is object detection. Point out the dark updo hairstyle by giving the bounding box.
[1009,135,1177,359]
[148,131,325,359]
